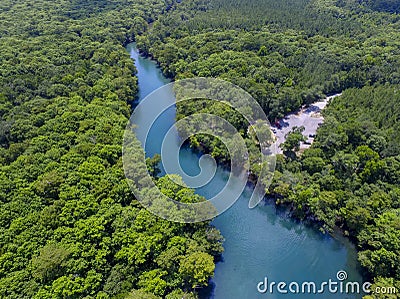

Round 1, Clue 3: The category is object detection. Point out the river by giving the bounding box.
[126,43,364,299]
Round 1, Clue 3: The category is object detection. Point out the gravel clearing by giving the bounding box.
[272,94,342,154]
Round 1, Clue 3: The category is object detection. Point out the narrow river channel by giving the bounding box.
[126,42,364,299]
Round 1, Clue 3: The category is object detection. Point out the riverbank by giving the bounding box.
[128,42,364,299]
[130,40,352,231]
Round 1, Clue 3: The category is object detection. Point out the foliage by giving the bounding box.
[136,0,400,184]
[268,86,400,297]
[133,0,400,294]
[179,252,215,289]
[3,0,400,297]
[0,0,223,298]
[280,126,307,157]
[138,0,400,121]
[133,1,400,294]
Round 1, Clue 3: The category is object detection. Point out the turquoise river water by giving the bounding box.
[126,43,364,299]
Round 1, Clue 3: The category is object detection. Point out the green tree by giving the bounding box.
[280,126,307,158]
[32,243,71,283]
[179,252,215,289]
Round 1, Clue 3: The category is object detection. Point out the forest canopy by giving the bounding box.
[0,0,223,298]
[1,0,400,298]
[134,0,400,298]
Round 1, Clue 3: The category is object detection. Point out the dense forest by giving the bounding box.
[138,0,400,120]
[0,0,224,298]
[1,0,400,298]
[135,0,400,298]
[270,86,400,298]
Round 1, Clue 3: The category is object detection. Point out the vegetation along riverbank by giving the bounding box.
[1,0,399,298]
[136,0,400,297]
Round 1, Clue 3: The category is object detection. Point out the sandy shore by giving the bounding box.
[272,94,342,154]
